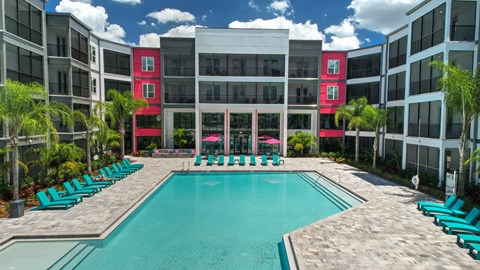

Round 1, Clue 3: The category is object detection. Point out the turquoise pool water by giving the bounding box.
[0,172,363,269]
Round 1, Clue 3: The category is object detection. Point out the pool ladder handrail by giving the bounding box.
[299,172,351,210]
[181,162,190,174]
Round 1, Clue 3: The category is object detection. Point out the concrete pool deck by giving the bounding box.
[0,157,478,269]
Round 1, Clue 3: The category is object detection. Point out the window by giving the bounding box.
[142,84,155,98]
[72,67,89,98]
[142,57,154,71]
[136,115,161,129]
[346,82,380,104]
[347,53,381,79]
[288,114,311,129]
[174,112,195,129]
[408,101,441,138]
[387,72,406,101]
[104,49,131,76]
[320,114,341,130]
[90,46,96,63]
[386,106,404,134]
[91,78,97,94]
[327,60,340,74]
[411,3,446,54]
[71,29,89,64]
[409,53,443,95]
[388,36,407,68]
[6,44,43,84]
[5,0,43,46]
[104,79,131,101]
[327,86,339,100]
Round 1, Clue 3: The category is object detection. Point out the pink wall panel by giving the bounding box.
[319,130,344,138]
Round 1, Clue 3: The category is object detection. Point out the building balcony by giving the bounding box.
[47,44,67,57]
[198,94,284,104]
[386,123,404,134]
[49,83,69,95]
[198,67,285,77]
[388,54,406,69]
[408,123,440,139]
[450,25,475,42]
[446,123,462,139]
[164,67,195,77]
[54,121,70,133]
[72,86,89,98]
[409,77,440,95]
[288,68,318,78]
[164,94,195,104]
[387,88,405,101]
[74,122,87,132]
[287,96,317,105]
[411,28,444,55]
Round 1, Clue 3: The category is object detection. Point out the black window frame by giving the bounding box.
[136,115,161,129]
[411,3,446,55]
[346,82,380,104]
[409,53,443,96]
[5,0,43,46]
[388,36,407,69]
[104,49,131,76]
[6,44,44,85]
[347,53,381,79]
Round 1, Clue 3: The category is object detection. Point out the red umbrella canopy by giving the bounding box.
[264,138,281,144]
[202,136,222,142]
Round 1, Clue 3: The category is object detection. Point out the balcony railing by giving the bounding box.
[450,25,475,42]
[72,85,89,98]
[347,68,380,79]
[386,123,404,134]
[411,28,444,54]
[198,94,285,104]
[54,121,70,133]
[388,54,406,69]
[47,44,67,57]
[74,122,87,132]
[387,88,405,101]
[408,123,440,138]
[71,47,88,64]
[49,83,69,95]
[199,67,285,77]
[446,123,462,139]
[164,94,195,104]
[409,77,440,95]
[164,67,195,77]
[288,69,318,78]
[287,96,317,105]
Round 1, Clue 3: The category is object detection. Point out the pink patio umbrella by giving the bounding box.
[264,138,281,155]
[202,136,222,155]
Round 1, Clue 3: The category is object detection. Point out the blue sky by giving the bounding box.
[46,0,423,49]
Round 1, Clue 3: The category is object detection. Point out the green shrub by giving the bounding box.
[0,183,12,201]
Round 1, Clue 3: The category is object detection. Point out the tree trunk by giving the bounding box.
[457,123,469,195]
[355,127,360,163]
[86,131,92,174]
[119,123,125,159]
[373,129,378,168]
[11,137,19,201]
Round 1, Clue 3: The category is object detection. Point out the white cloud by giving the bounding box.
[202,15,207,21]
[365,38,371,42]
[248,0,260,11]
[348,0,423,34]
[150,22,155,27]
[323,19,361,50]
[111,0,142,4]
[267,0,294,16]
[56,0,126,43]
[161,25,206,37]
[229,17,324,40]
[139,33,161,47]
[137,20,146,26]
[147,8,195,24]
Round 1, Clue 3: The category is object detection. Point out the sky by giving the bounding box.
[45,0,424,50]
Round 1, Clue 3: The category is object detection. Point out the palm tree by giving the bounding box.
[466,148,480,177]
[287,131,317,156]
[364,105,388,168]
[431,61,480,195]
[334,97,370,162]
[73,104,109,174]
[92,125,120,160]
[170,128,188,149]
[0,80,72,201]
[105,90,147,158]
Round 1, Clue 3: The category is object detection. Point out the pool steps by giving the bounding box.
[298,172,362,211]
[48,243,95,270]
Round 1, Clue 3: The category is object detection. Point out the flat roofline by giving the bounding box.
[347,44,383,53]
[46,12,92,31]
[385,24,408,38]
[196,27,288,32]
[406,0,432,15]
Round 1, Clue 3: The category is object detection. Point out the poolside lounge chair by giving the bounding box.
[272,154,284,166]
[47,187,82,204]
[218,155,225,166]
[249,155,256,166]
[207,155,214,166]
[423,199,466,217]
[124,159,143,169]
[100,168,123,180]
[83,174,113,188]
[469,243,480,260]
[63,182,96,197]
[123,159,143,169]
[194,155,202,166]
[443,220,480,235]
[239,155,246,166]
[72,179,102,193]
[228,155,235,166]
[261,155,268,166]
[417,195,457,211]
[105,167,128,178]
[34,191,75,210]
[117,162,139,172]
[112,163,134,175]
[457,234,480,248]
[434,208,480,226]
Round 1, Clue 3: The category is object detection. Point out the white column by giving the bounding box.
[438,145,446,185]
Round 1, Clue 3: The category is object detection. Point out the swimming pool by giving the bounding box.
[1,172,363,269]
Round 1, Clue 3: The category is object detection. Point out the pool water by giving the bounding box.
[75,172,361,269]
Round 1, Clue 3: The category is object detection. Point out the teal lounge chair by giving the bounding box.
[99,168,123,180]
[63,182,95,197]
[418,195,457,211]
[249,155,256,166]
[72,179,102,193]
[272,154,284,165]
[194,155,202,166]
[457,234,480,248]
[442,220,480,235]
[228,155,235,166]
[105,167,128,178]
[123,159,143,169]
[218,155,225,166]
[469,243,480,260]
[47,187,82,204]
[261,155,268,166]
[423,199,466,217]
[239,155,246,166]
[83,174,112,187]
[117,162,138,172]
[434,208,480,226]
[34,191,75,210]
[207,155,214,166]
[112,163,134,175]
